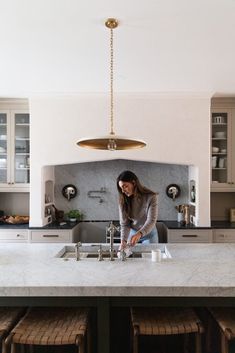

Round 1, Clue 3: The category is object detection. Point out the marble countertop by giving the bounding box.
[1,242,235,297]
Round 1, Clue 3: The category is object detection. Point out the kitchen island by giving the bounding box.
[1,242,235,353]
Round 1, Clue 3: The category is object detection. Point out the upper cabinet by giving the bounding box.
[211,98,235,192]
[0,102,30,192]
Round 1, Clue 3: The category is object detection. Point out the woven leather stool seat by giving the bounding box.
[0,307,25,350]
[208,307,235,353]
[5,307,90,353]
[131,307,204,353]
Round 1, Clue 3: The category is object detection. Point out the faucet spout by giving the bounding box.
[107,221,118,261]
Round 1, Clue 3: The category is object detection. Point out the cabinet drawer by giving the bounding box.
[214,229,235,242]
[0,230,28,242]
[167,229,213,243]
[30,230,71,243]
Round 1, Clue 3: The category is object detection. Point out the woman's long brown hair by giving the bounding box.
[117,170,156,218]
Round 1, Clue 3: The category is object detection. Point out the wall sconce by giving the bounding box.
[62,184,78,201]
[166,184,181,201]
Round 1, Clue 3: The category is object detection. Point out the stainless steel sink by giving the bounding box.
[56,244,172,261]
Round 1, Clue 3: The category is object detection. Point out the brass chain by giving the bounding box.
[110,28,114,135]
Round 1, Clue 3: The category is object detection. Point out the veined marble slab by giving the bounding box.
[0,243,235,297]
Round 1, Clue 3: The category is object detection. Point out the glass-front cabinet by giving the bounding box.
[211,111,229,185]
[0,110,30,191]
[0,113,8,184]
[211,105,235,191]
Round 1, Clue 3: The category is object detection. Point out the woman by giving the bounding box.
[117,170,158,249]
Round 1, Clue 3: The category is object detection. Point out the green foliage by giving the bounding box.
[66,209,83,220]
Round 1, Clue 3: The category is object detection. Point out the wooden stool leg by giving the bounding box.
[221,333,229,353]
[2,341,8,353]
[195,333,202,353]
[133,334,138,353]
[78,336,85,353]
[11,343,16,353]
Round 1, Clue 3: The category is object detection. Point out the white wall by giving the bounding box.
[29,93,211,226]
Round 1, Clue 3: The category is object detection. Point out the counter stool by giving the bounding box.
[131,307,204,353]
[208,307,235,353]
[4,307,91,353]
[0,307,25,353]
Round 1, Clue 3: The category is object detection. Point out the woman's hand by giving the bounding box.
[130,232,142,246]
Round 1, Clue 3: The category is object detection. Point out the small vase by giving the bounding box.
[69,218,77,222]
[177,213,183,223]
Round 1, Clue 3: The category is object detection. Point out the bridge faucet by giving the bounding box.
[75,242,82,261]
[107,221,118,261]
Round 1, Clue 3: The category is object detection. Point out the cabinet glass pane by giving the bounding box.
[212,113,228,184]
[0,113,7,183]
[14,113,30,184]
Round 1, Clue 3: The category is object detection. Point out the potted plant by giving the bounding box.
[66,209,83,222]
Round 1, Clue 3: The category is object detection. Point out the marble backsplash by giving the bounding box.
[54,159,189,221]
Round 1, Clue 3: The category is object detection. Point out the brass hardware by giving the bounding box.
[77,18,146,151]
[105,18,118,29]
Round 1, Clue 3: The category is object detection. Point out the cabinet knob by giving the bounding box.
[219,234,225,238]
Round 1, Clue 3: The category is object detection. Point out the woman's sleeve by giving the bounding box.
[118,204,131,241]
[139,194,158,236]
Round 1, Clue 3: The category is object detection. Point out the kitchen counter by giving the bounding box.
[1,242,235,297]
[162,220,235,229]
[211,221,235,228]
[29,220,80,230]
[0,221,79,230]
[162,221,211,229]
[1,220,235,230]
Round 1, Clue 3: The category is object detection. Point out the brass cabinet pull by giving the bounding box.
[182,234,198,238]
[43,234,59,238]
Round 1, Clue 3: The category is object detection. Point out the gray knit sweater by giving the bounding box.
[118,193,158,241]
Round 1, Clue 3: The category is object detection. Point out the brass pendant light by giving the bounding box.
[77,18,146,151]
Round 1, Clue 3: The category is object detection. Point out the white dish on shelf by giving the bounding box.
[212,147,219,153]
[214,131,226,138]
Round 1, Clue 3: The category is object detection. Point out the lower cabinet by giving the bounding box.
[0,230,28,242]
[167,229,213,243]
[29,224,79,243]
[30,230,72,242]
[213,229,235,242]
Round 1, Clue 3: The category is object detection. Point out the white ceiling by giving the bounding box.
[1,0,235,97]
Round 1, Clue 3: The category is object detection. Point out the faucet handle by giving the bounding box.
[75,242,82,261]
[75,241,82,248]
[98,244,104,261]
